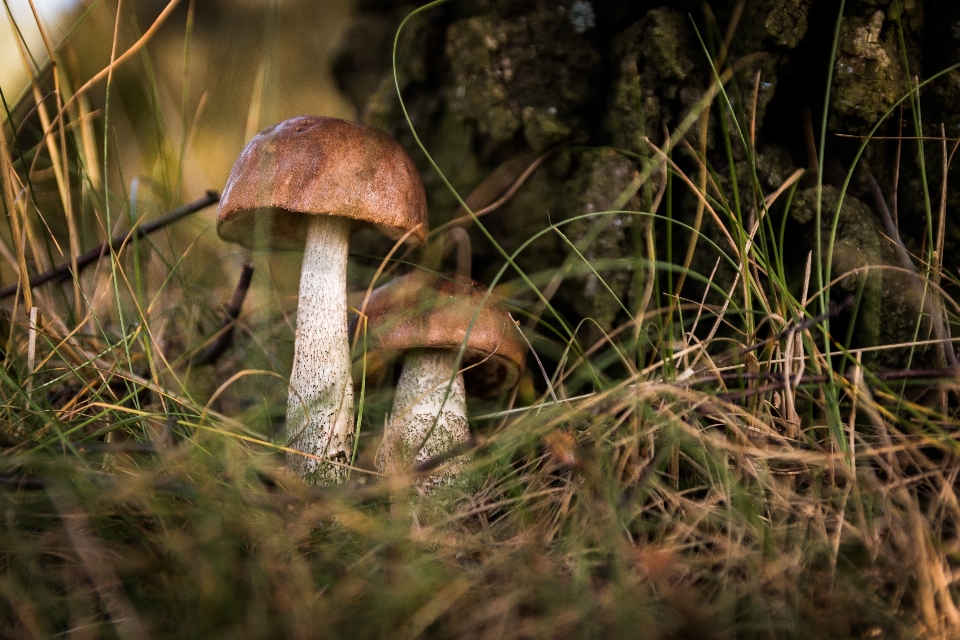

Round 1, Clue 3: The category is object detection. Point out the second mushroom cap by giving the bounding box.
[362,273,526,398]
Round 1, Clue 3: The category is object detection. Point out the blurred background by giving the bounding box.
[0,0,361,422]
[0,0,356,271]
[1,0,355,198]
[0,0,79,96]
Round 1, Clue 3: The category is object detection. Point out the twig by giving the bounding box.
[803,106,819,179]
[0,190,220,299]
[414,435,484,474]
[892,104,902,227]
[0,472,46,490]
[834,134,960,142]
[696,366,960,388]
[47,442,158,454]
[866,171,912,270]
[191,261,254,366]
[741,296,854,356]
[438,145,564,231]
[714,366,960,403]
[684,295,853,381]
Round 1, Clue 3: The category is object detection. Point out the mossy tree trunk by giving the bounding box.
[335,0,960,369]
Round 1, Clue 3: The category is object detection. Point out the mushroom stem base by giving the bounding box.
[379,349,470,485]
[285,215,354,485]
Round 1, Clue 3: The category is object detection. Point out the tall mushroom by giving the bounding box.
[217,116,427,484]
[363,273,525,484]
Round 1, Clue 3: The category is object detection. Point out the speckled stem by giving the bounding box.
[285,215,354,485]
[378,349,470,485]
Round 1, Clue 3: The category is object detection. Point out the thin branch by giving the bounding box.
[191,261,254,366]
[741,296,854,356]
[714,367,960,402]
[414,435,484,474]
[0,190,219,299]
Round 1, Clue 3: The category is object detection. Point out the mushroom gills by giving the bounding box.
[285,214,355,484]
[379,349,471,484]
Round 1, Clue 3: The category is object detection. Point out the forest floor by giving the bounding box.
[2,1,960,638]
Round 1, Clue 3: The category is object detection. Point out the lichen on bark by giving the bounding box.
[444,6,600,151]
[333,0,960,373]
[606,8,707,155]
[831,9,908,129]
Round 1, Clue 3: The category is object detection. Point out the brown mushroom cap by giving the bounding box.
[217,116,428,248]
[363,273,526,398]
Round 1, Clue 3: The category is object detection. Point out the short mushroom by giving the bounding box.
[217,116,427,484]
[362,273,525,484]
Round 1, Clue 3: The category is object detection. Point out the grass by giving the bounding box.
[2,1,960,638]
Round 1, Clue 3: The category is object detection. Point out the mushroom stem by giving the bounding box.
[378,349,470,484]
[286,215,355,484]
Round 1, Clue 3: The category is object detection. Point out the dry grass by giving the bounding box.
[1,1,960,638]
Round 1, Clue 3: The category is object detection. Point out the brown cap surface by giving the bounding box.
[362,273,526,397]
[217,116,428,248]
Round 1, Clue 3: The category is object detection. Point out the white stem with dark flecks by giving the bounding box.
[285,215,354,484]
[378,349,470,485]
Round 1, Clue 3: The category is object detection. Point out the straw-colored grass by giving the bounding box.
[1,1,959,638]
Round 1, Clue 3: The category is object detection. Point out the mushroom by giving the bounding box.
[363,273,525,484]
[217,116,427,484]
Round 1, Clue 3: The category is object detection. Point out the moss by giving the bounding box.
[333,0,958,365]
[730,0,812,52]
[761,0,812,48]
[638,8,697,82]
[564,150,639,335]
[445,7,599,152]
[522,106,572,151]
[751,145,796,192]
[730,146,796,209]
[874,268,943,369]
[445,15,520,141]
[423,109,486,223]
[789,188,819,226]
[830,9,908,129]
[606,57,648,156]
[606,8,707,154]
